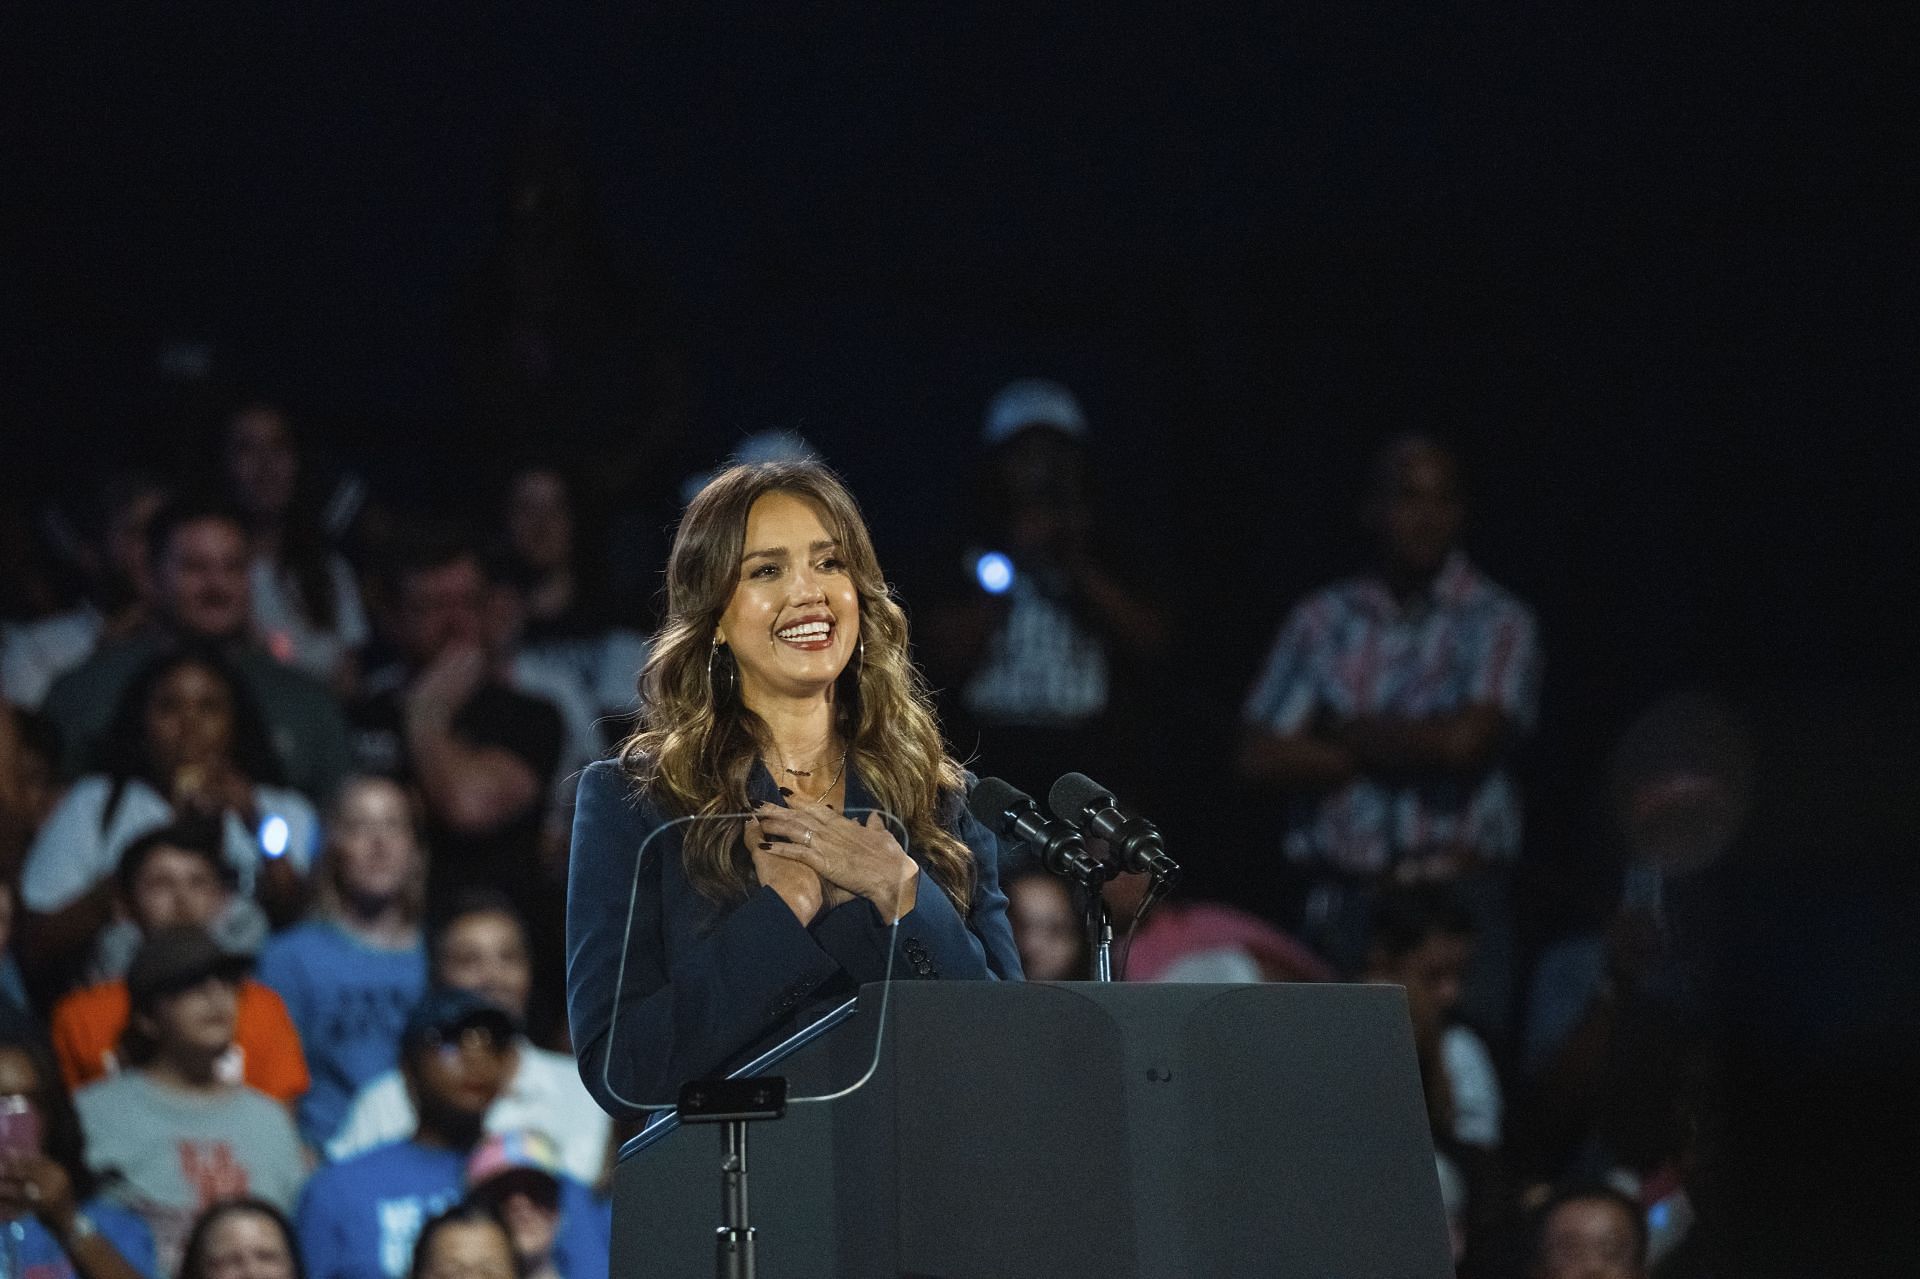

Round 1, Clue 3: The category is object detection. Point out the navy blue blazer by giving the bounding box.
[565,756,1023,1118]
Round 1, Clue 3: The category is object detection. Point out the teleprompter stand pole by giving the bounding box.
[677,1076,789,1279]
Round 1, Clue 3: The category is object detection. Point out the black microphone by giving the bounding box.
[967,777,1108,885]
[1047,772,1180,881]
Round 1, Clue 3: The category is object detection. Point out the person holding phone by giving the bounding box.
[49,821,309,1105]
[0,1014,157,1279]
[255,776,430,1150]
[20,646,318,987]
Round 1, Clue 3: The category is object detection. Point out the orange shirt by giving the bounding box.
[51,976,311,1104]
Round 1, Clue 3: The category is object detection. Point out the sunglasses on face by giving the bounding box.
[422,1023,512,1057]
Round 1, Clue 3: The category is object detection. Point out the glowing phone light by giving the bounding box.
[975,552,1015,595]
[259,815,291,858]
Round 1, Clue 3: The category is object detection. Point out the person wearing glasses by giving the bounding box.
[294,990,605,1279]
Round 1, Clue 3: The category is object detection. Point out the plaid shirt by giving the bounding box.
[1243,552,1541,874]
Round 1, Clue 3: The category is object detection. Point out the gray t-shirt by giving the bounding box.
[76,1070,308,1274]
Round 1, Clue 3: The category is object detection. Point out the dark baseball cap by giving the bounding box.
[126,926,250,1008]
[400,987,517,1055]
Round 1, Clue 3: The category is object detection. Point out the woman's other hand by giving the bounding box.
[746,820,824,925]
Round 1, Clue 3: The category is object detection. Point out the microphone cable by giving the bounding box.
[1114,871,1176,982]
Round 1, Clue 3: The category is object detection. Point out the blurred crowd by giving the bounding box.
[0,140,1742,1279]
[0,380,1736,1279]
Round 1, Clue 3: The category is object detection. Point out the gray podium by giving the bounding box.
[613,982,1452,1278]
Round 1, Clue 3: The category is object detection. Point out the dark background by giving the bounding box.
[9,3,1917,1261]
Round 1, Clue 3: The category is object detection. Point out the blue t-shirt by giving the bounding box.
[4,1197,158,1279]
[295,1141,608,1279]
[255,920,427,1148]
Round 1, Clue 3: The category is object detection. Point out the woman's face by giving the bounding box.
[418,1222,517,1279]
[146,663,236,774]
[331,779,419,905]
[226,407,299,519]
[199,1210,299,1279]
[1009,876,1082,981]
[714,492,861,707]
[437,913,532,1021]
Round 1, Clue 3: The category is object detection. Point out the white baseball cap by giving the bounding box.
[982,379,1087,446]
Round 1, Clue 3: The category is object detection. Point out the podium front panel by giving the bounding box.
[613,982,1451,1278]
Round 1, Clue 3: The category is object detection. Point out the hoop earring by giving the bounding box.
[836,635,865,701]
[708,642,736,703]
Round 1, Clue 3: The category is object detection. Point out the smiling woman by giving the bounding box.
[565,460,1023,1115]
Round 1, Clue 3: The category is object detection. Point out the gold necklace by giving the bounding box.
[778,745,833,777]
[777,734,840,777]
[778,750,848,805]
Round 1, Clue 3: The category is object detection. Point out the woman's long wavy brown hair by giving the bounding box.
[619,461,975,914]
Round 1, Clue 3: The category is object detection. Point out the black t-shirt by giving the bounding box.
[349,673,565,890]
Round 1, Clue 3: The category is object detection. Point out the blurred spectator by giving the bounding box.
[1,706,66,882]
[1361,884,1506,1261]
[2,473,168,711]
[479,553,600,860]
[405,1203,518,1279]
[326,891,609,1187]
[922,380,1170,803]
[495,463,648,750]
[295,990,605,1279]
[178,1198,305,1279]
[20,648,316,984]
[0,1016,157,1279]
[1004,869,1089,981]
[1362,886,1502,1151]
[42,499,354,802]
[1237,434,1540,1039]
[0,879,25,1015]
[255,777,429,1151]
[465,1131,610,1279]
[75,928,307,1274]
[1511,694,1746,1267]
[351,536,563,887]
[1521,693,1752,1081]
[220,402,370,692]
[50,821,308,1104]
[1107,870,1336,984]
[1529,1184,1648,1279]
[351,534,566,1025]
